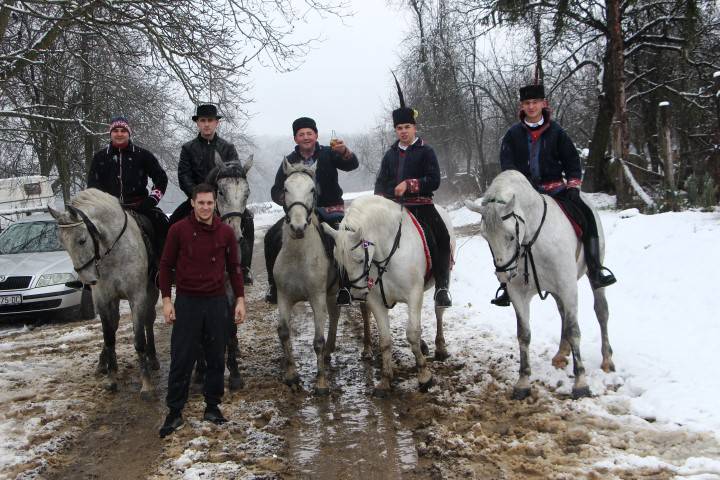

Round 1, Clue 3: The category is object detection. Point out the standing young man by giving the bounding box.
[158,183,246,438]
[87,116,169,276]
[169,104,255,284]
[373,80,452,308]
[491,83,616,307]
[263,116,359,305]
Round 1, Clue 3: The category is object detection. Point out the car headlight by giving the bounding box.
[35,273,76,288]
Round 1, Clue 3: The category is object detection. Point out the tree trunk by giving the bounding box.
[585,50,615,192]
[658,102,677,211]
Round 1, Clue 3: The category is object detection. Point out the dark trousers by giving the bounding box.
[407,204,451,289]
[139,206,169,261]
[551,189,599,241]
[166,294,228,412]
[170,198,254,270]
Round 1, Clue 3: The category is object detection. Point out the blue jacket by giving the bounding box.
[374,138,440,203]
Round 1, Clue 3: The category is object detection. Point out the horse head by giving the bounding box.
[282,157,317,239]
[206,152,252,239]
[49,204,101,285]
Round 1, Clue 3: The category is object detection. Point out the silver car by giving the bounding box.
[0,214,94,321]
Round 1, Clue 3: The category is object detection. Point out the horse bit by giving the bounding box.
[58,205,128,274]
[490,196,549,300]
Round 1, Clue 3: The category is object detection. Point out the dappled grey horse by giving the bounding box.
[194,153,254,391]
[466,170,614,400]
[324,194,456,397]
[50,189,159,399]
[274,159,341,395]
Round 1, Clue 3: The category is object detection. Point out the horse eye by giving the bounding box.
[218,190,224,197]
[310,188,315,193]
[79,238,87,245]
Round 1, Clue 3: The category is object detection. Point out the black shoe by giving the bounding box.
[203,405,227,425]
[265,285,277,304]
[159,411,184,438]
[242,268,254,285]
[336,288,351,306]
[490,285,511,307]
[588,267,617,289]
[434,288,452,308]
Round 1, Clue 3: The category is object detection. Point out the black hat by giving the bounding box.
[519,84,545,101]
[292,117,317,136]
[192,104,222,121]
[391,72,417,127]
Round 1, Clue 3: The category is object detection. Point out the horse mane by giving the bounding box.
[216,162,246,180]
[285,161,316,178]
[68,188,121,220]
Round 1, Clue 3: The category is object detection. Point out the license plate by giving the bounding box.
[0,295,22,305]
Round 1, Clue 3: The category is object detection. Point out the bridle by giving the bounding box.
[283,170,317,225]
[211,163,249,226]
[488,195,549,299]
[58,204,128,273]
[345,207,404,309]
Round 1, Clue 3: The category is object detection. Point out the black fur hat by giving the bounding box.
[519,84,545,101]
[391,72,417,126]
[292,117,317,136]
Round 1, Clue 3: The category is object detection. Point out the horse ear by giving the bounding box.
[48,206,63,220]
[464,199,485,215]
[321,222,338,239]
[282,156,292,175]
[205,166,220,185]
[306,161,317,177]
[243,154,254,175]
[214,151,225,168]
[505,194,516,213]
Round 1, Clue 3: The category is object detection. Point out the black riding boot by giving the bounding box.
[240,212,254,285]
[585,237,617,289]
[490,283,511,307]
[336,270,351,306]
[264,251,277,304]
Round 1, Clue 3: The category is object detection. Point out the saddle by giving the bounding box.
[406,211,433,284]
[126,209,157,272]
[551,197,583,239]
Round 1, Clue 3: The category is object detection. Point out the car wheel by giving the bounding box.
[79,288,95,320]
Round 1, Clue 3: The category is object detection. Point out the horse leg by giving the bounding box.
[370,301,393,397]
[563,299,591,399]
[227,312,244,391]
[433,305,449,361]
[129,296,154,401]
[98,299,120,392]
[310,293,329,396]
[324,295,339,364]
[550,293,571,369]
[593,287,615,372]
[145,289,160,371]
[407,295,433,392]
[277,294,300,389]
[511,297,532,400]
[360,303,373,361]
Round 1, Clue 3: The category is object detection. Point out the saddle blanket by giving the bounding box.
[551,197,583,239]
[407,211,433,283]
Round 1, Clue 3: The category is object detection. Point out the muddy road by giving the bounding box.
[1,228,719,479]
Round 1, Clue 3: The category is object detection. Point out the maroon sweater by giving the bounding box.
[159,213,244,299]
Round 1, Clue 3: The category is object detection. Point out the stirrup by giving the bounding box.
[590,266,617,289]
[434,288,452,308]
[336,288,352,306]
[490,285,511,307]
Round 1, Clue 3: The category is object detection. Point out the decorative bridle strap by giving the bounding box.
[62,204,128,273]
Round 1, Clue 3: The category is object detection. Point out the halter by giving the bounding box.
[346,207,404,309]
[59,204,128,273]
[210,161,249,234]
[489,195,549,300]
[283,170,317,225]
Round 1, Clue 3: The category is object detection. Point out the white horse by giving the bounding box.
[50,189,159,398]
[274,159,340,395]
[324,195,456,397]
[466,170,614,400]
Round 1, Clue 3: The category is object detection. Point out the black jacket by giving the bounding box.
[270,143,359,207]
[87,142,167,206]
[178,133,240,197]
[500,113,581,191]
[374,138,440,202]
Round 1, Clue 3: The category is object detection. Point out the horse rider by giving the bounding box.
[159,183,246,437]
[168,104,255,285]
[264,116,359,305]
[491,83,617,307]
[87,115,169,282]
[374,77,452,308]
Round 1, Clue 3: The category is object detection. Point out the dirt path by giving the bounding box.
[2,227,719,479]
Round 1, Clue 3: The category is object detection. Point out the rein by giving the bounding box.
[490,195,549,300]
[60,205,128,273]
[283,170,317,225]
[347,207,404,309]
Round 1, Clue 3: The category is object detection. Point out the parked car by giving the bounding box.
[0,214,94,321]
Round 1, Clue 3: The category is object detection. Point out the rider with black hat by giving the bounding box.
[169,104,255,284]
[374,75,453,308]
[490,83,616,307]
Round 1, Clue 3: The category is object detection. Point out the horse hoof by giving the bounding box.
[419,377,434,393]
[373,387,390,398]
[104,381,118,393]
[229,375,245,391]
[434,350,450,362]
[284,375,300,388]
[140,390,154,402]
[572,386,592,399]
[314,386,330,397]
[552,357,569,369]
[511,387,531,400]
[601,361,616,373]
[420,340,429,357]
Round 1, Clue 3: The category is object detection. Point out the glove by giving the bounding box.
[139,196,159,212]
[566,187,580,202]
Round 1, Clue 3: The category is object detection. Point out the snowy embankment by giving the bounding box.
[446,195,720,437]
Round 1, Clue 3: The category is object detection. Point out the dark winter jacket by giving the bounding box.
[87,142,167,207]
[270,143,359,208]
[159,213,244,299]
[500,111,582,193]
[374,138,440,204]
[178,133,240,197]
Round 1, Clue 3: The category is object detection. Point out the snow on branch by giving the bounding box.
[620,159,656,209]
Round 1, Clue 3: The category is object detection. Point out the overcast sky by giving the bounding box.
[245,0,411,137]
